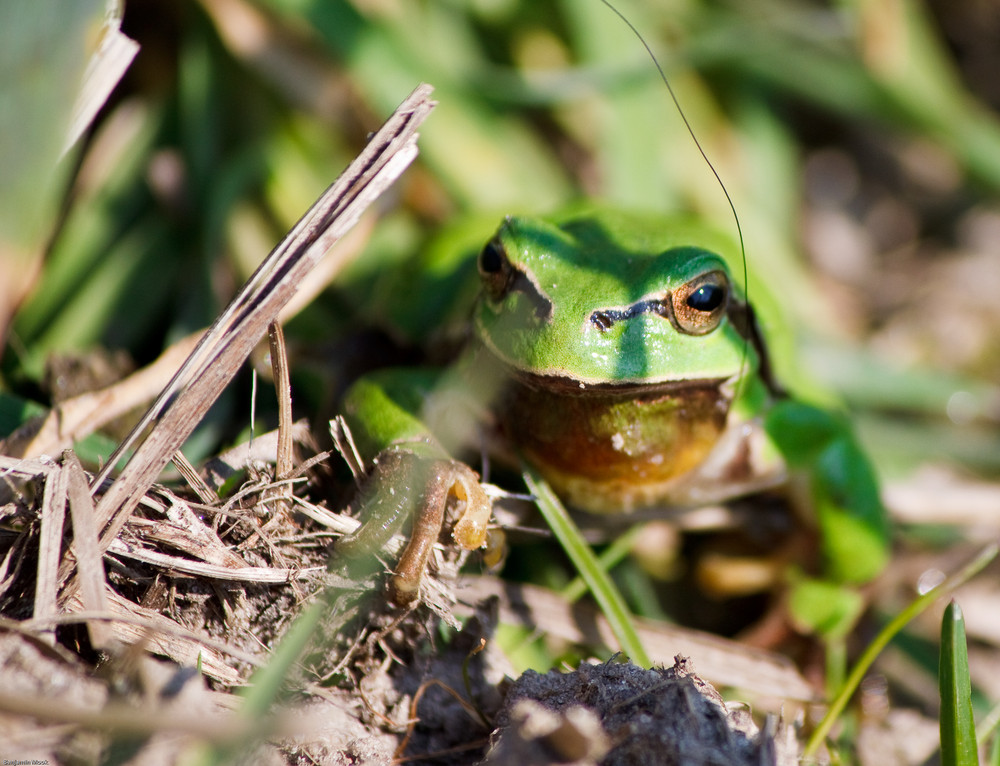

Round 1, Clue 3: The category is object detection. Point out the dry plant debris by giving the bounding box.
[0,85,440,763]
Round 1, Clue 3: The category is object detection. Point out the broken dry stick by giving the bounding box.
[64,85,435,586]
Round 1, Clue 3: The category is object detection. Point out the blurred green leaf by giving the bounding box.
[766,399,890,582]
[0,392,45,438]
[0,0,103,251]
[788,577,864,641]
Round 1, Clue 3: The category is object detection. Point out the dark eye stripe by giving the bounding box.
[590,298,668,331]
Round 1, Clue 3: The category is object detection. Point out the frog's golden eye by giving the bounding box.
[478,238,514,301]
[670,270,730,335]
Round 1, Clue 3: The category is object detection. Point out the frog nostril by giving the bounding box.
[591,311,614,331]
[479,238,514,301]
[479,239,505,274]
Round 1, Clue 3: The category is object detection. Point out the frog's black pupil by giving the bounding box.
[687,283,724,312]
[480,241,504,273]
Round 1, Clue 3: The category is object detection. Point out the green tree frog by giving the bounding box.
[337,205,890,607]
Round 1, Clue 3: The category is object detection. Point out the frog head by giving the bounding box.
[473,207,758,388]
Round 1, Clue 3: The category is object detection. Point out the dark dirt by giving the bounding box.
[484,656,795,766]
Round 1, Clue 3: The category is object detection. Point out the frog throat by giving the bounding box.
[495,368,732,513]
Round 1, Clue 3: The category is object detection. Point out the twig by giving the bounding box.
[32,462,69,645]
[66,84,434,581]
[171,449,217,504]
[263,320,294,519]
[106,538,324,583]
[1,330,202,459]
[269,321,294,484]
[62,6,139,156]
[8,611,261,667]
[4,216,372,461]
[63,451,112,649]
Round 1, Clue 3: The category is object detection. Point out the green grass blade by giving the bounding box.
[561,523,643,605]
[522,463,650,667]
[941,600,980,766]
[237,598,327,719]
[193,598,326,765]
[804,542,997,758]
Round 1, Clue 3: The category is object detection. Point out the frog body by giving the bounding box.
[469,208,776,513]
[338,205,888,604]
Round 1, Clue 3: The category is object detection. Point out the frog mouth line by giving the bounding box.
[503,366,728,397]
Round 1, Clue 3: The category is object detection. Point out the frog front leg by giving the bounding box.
[336,369,493,606]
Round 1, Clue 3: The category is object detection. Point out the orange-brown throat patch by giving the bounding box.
[499,373,730,512]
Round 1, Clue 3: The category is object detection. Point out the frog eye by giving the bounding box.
[478,238,514,301]
[670,270,730,335]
